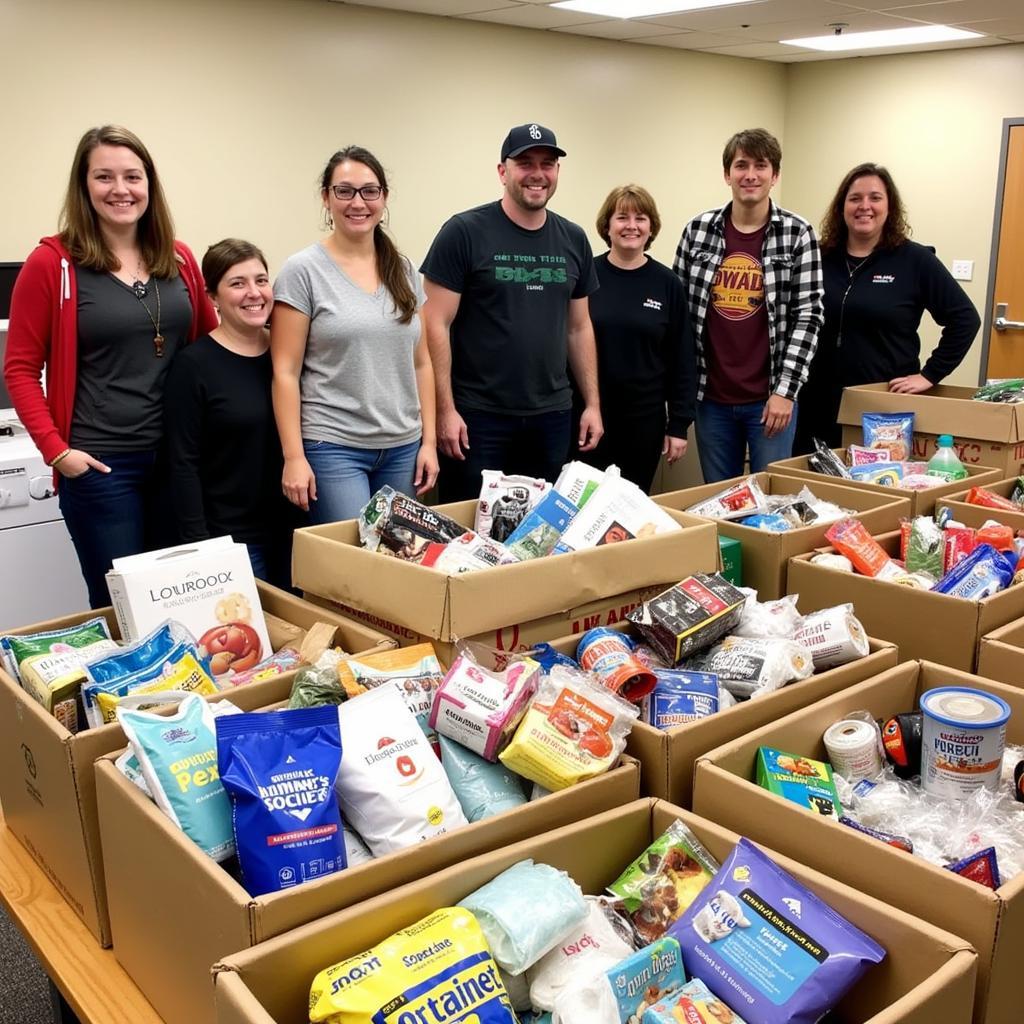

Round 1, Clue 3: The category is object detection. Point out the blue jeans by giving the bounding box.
[304,438,421,525]
[57,450,160,609]
[437,409,571,503]
[694,398,798,484]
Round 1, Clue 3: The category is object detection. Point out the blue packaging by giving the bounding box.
[83,620,198,683]
[861,411,914,462]
[644,669,720,729]
[216,706,346,896]
[438,733,527,823]
[668,838,884,1024]
[505,490,578,559]
[739,514,791,532]
[931,543,1015,599]
[529,643,578,674]
[606,937,686,1019]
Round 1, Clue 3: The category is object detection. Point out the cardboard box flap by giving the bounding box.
[838,383,1024,444]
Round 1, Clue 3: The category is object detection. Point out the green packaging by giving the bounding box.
[718,536,742,586]
[756,746,842,819]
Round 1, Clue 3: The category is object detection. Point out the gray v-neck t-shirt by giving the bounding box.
[273,242,425,449]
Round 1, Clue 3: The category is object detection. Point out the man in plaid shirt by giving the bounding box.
[673,128,823,483]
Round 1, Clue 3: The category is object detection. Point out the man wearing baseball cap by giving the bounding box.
[421,123,603,502]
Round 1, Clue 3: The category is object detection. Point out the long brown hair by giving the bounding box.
[320,146,416,325]
[819,162,911,253]
[59,125,179,278]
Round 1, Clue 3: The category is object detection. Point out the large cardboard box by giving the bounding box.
[937,477,1024,533]
[94,743,639,1024]
[692,661,1024,1024]
[766,448,1001,516]
[0,583,392,945]
[977,616,1024,687]
[787,532,1024,671]
[292,500,719,643]
[211,798,978,1024]
[544,620,897,805]
[838,383,1024,476]
[305,585,666,664]
[654,473,910,598]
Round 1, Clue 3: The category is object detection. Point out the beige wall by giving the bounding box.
[0,0,785,276]
[784,44,1024,387]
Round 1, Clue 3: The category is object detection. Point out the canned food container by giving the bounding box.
[920,686,1010,800]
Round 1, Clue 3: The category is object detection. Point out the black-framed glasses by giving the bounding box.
[329,184,383,201]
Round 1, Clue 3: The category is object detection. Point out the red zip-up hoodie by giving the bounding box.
[3,235,217,479]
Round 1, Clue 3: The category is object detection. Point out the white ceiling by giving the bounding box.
[333,0,1024,61]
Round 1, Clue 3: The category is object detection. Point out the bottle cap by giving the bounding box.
[937,434,953,446]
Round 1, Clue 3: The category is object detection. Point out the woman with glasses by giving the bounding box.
[164,239,300,588]
[271,146,438,523]
[3,124,216,608]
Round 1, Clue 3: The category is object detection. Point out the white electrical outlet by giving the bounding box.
[951,259,973,281]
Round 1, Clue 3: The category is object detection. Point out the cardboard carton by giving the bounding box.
[787,532,1024,671]
[977,616,1024,687]
[937,477,1024,533]
[94,743,639,1024]
[304,585,668,664]
[766,447,1001,516]
[211,798,977,1024]
[654,473,910,598]
[692,661,1024,1024]
[0,583,392,945]
[838,383,1024,476]
[544,620,897,804]
[292,500,720,643]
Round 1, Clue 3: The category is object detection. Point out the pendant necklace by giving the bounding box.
[135,278,164,357]
[131,259,148,299]
[846,252,869,278]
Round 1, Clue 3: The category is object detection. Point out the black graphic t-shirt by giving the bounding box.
[421,201,598,415]
[704,218,770,404]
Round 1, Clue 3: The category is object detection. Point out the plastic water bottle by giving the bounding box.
[926,435,968,481]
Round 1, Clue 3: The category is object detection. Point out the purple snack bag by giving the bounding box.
[666,838,884,1024]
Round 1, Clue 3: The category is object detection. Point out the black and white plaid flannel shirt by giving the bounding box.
[672,201,824,402]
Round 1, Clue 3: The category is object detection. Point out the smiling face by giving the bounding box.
[843,174,889,251]
[86,144,149,235]
[608,201,652,261]
[499,147,560,214]
[212,258,272,335]
[322,159,386,240]
[725,148,778,210]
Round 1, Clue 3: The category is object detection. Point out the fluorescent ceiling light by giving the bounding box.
[552,0,752,18]
[781,25,982,51]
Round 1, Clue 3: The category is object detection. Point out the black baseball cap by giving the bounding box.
[500,124,566,162]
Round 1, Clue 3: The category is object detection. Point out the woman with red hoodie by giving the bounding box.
[3,125,216,607]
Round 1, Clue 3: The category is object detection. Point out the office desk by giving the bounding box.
[0,819,162,1024]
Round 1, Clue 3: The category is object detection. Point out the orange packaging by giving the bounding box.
[825,519,902,579]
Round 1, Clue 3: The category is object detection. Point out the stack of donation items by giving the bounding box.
[359,462,683,570]
[305,826,886,1024]
[107,625,658,897]
[811,506,1024,597]
[758,686,1024,893]
[683,476,853,533]
[973,378,1024,404]
[0,538,320,734]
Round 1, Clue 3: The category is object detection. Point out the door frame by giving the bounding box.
[979,116,1024,384]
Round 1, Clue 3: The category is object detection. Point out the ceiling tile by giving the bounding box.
[733,10,931,40]
[637,0,861,31]
[883,0,1024,23]
[344,0,522,13]
[556,19,692,39]
[697,39,807,55]
[632,27,758,46]
[464,4,602,27]
[957,17,1024,35]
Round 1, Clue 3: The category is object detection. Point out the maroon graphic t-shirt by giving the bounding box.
[704,218,770,404]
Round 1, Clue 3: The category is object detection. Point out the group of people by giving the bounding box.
[3,122,981,609]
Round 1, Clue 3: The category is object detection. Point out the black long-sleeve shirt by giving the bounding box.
[163,335,294,545]
[588,253,697,436]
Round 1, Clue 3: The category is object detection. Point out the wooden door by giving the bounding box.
[986,123,1024,379]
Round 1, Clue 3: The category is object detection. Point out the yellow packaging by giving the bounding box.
[94,652,218,724]
[308,907,516,1024]
[498,671,637,792]
[19,637,120,729]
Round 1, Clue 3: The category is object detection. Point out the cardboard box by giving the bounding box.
[977,616,1024,687]
[95,748,639,1024]
[787,532,1024,671]
[766,447,1001,516]
[0,583,392,945]
[937,477,1024,533]
[211,798,978,1024]
[305,585,668,664]
[544,620,897,805]
[655,473,910,599]
[693,661,1024,1024]
[838,383,1024,477]
[293,500,719,643]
